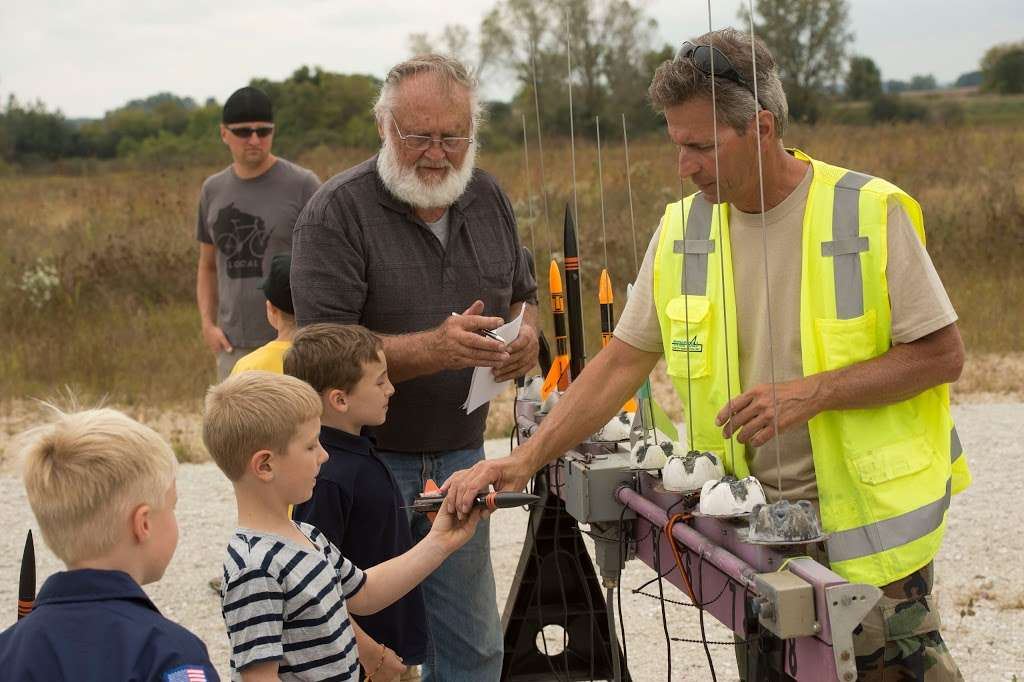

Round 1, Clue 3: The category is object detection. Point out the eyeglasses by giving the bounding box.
[391,118,474,154]
[676,41,765,110]
[227,125,275,139]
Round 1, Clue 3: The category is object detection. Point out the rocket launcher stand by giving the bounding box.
[506,399,882,682]
[501,466,631,682]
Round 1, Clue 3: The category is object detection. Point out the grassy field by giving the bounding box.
[829,91,1024,127]
[1,122,1021,430]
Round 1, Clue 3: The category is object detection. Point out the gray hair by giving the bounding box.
[648,28,789,137]
[373,54,484,134]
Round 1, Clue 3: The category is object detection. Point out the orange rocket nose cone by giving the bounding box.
[599,269,613,304]
[548,260,563,295]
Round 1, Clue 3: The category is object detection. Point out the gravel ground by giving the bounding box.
[1,403,1021,681]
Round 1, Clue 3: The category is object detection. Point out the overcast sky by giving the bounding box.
[2,0,1020,119]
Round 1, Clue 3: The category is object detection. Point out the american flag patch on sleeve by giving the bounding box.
[163,665,209,681]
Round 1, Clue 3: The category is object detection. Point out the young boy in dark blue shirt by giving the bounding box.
[286,323,429,681]
[0,408,218,681]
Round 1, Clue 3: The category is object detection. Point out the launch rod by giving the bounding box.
[519,113,538,274]
[529,39,552,259]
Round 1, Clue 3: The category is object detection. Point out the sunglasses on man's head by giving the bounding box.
[227,125,275,139]
[676,41,765,110]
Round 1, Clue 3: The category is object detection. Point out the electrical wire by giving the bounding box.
[525,468,570,682]
[551,461,574,680]
[665,513,717,681]
[616,501,630,675]
[651,525,672,681]
[514,394,570,682]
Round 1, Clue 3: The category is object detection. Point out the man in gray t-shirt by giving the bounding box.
[196,86,320,379]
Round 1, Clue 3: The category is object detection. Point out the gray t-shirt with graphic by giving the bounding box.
[196,158,320,347]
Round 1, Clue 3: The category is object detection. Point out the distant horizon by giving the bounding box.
[46,78,991,126]
[2,0,1019,120]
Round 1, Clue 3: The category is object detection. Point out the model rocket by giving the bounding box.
[563,205,586,380]
[599,271,638,413]
[598,269,614,348]
[18,530,35,621]
[541,260,570,398]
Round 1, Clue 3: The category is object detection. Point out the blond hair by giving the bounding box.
[203,371,322,480]
[17,407,177,565]
[284,323,382,394]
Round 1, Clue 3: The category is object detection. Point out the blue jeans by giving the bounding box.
[378,446,503,682]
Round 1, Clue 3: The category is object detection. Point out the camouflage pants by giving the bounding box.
[852,562,962,681]
[737,562,961,681]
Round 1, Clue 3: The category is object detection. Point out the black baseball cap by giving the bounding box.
[223,86,273,124]
[259,254,293,315]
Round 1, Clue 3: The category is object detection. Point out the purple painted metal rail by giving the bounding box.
[613,475,849,681]
[515,390,870,682]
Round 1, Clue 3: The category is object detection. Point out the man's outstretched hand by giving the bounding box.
[441,455,535,520]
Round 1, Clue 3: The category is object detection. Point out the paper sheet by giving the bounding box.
[462,307,526,414]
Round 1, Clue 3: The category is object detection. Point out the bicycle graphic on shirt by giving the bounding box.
[211,203,269,279]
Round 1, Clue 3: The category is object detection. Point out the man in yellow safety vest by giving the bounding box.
[446,28,968,681]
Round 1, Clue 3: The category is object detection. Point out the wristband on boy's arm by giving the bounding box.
[364,643,386,680]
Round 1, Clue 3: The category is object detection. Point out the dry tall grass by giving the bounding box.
[1,123,1020,415]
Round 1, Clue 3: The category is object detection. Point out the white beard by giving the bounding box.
[377,134,477,210]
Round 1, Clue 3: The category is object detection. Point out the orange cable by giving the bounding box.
[664,512,698,605]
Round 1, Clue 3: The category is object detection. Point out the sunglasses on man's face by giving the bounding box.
[676,41,765,110]
[227,125,275,139]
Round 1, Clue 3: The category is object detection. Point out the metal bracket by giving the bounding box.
[825,582,882,682]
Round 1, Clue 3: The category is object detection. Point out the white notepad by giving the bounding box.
[462,307,526,414]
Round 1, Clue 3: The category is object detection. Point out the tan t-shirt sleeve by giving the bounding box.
[613,219,665,353]
[886,204,958,344]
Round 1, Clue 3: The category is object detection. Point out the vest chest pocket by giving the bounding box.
[665,295,713,379]
[813,309,878,372]
[850,436,933,486]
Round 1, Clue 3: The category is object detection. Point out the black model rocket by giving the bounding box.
[18,530,35,621]
[563,205,586,380]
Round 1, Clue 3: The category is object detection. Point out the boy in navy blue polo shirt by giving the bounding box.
[204,371,481,682]
[286,323,428,682]
[0,407,218,681]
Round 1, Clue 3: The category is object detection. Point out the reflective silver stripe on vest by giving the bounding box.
[673,197,714,295]
[822,171,872,319]
[950,425,963,464]
[826,477,951,564]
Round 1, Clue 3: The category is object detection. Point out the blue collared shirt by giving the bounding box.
[292,426,429,664]
[0,568,219,681]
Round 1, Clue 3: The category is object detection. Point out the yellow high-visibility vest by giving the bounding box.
[652,149,971,586]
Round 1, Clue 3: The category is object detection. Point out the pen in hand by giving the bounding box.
[450,312,507,344]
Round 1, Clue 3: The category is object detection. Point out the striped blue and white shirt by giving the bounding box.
[221,522,366,681]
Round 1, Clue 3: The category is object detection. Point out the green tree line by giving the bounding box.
[3,0,1022,166]
[0,68,383,167]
